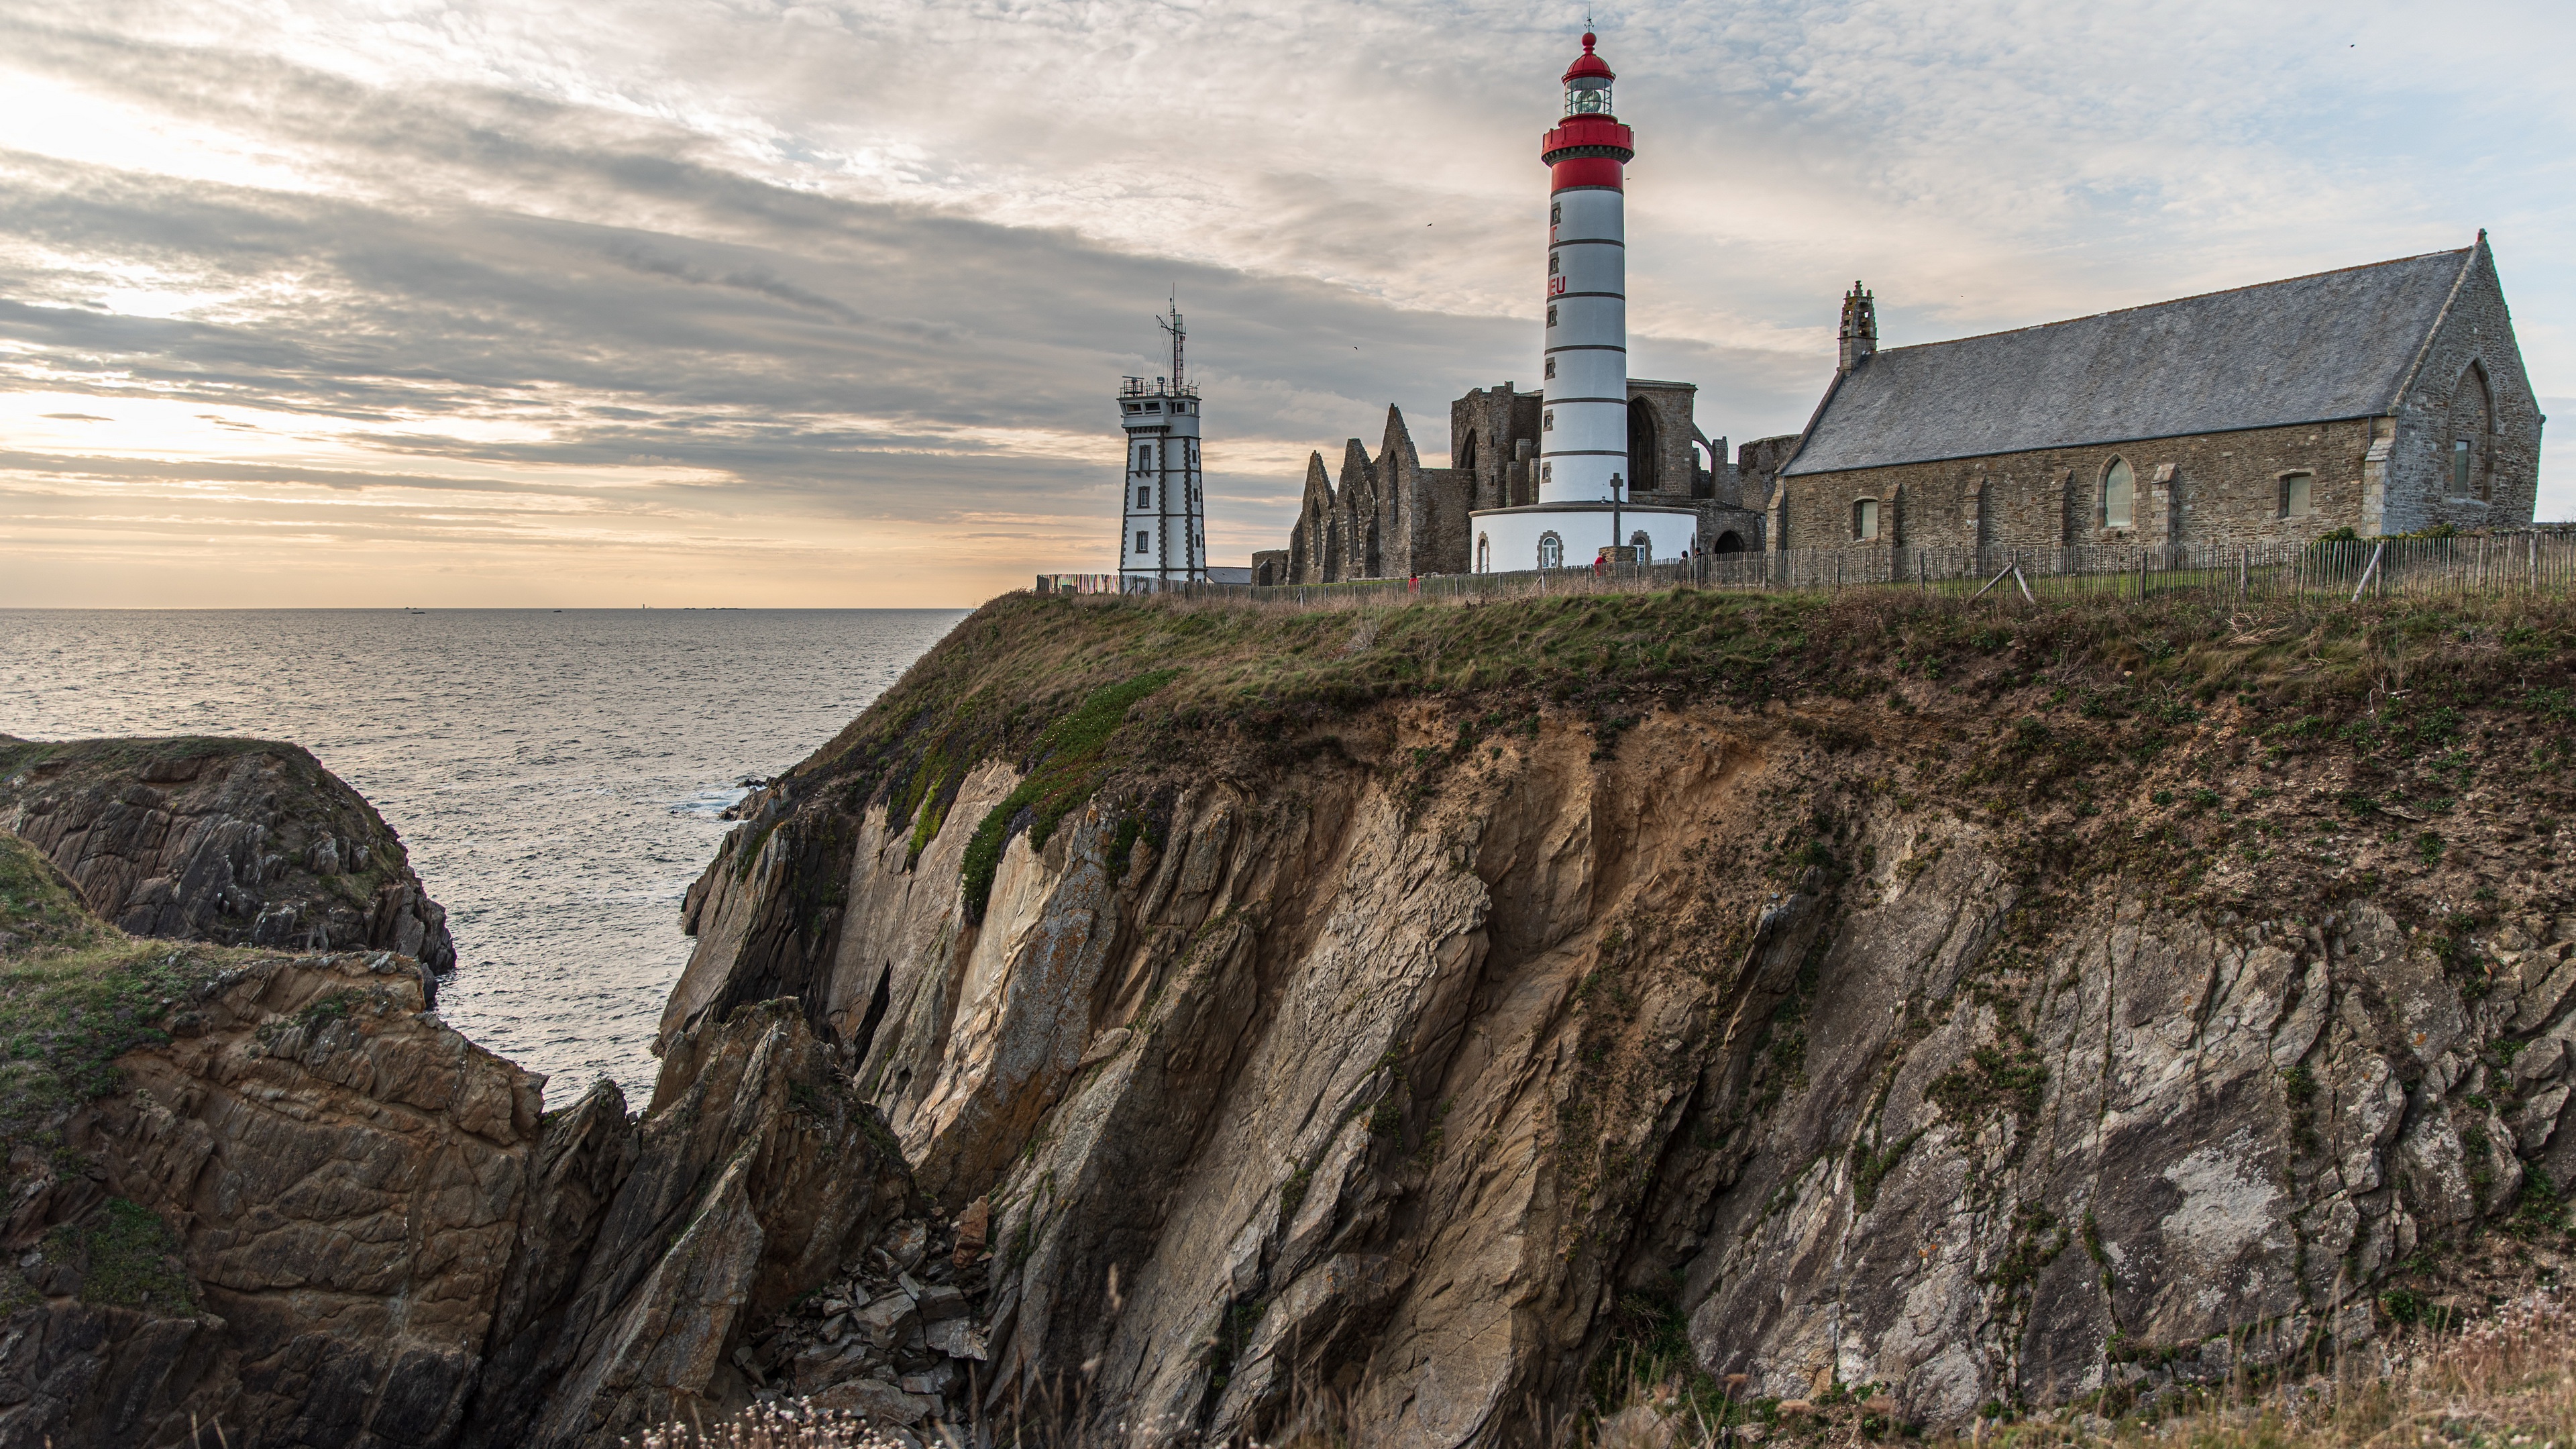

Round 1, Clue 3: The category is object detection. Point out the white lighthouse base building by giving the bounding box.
[1472,501,1699,573]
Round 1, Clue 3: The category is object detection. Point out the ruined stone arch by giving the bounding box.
[1628,397,1660,492]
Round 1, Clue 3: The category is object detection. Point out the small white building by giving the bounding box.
[1117,305,1208,587]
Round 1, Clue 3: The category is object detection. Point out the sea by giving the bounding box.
[0,608,966,1105]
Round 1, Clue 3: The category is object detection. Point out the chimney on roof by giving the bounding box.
[1838,281,1877,376]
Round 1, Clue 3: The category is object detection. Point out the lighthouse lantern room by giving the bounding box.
[1117,304,1207,588]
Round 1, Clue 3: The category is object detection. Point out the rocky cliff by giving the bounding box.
[668,586,2576,1445]
[0,735,453,972]
[0,828,926,1449]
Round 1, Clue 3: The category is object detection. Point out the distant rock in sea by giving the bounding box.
[0,733,455,976]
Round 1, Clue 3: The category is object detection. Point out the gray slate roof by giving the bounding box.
[1783,247,2474,476]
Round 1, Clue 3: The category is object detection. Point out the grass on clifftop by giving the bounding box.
[786,588,2576,898]
[0,832,231,1151]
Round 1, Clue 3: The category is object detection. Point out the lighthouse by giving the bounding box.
[1116,303,1206,588]
[1540,32,1631,508]
[1468,32,1697,572]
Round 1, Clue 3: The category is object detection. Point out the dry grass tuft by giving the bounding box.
[1548,1291,2576,1449]
[1964,1291,2576,1449]
[624,1401,916,1448]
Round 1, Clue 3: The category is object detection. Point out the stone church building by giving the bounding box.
[1254,234,2542,584]
[1762,235,2544,553]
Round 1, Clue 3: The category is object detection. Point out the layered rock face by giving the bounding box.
[672,676,2575,1446]
[0,835,915,1449]
[0,736,453,971]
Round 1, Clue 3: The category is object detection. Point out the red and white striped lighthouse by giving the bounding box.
[1469,32,1693,572]
[1538,31,1633,507]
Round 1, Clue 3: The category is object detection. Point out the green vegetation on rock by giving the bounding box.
[0,826,106,958]
[957,669,1179,922]
[0,833,228,1149]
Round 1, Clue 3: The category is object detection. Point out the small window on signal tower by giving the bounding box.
[1547,306,1558,327]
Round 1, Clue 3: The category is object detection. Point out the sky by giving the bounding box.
[1,0,2571,608]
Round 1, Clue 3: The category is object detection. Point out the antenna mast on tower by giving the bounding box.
[1156,298,1185,392]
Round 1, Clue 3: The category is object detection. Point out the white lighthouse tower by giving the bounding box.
[1468,32,1696,572]
[1116,304,1206,588]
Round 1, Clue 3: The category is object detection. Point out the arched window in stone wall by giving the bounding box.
[1713,531,1746,555]
[2451,363,2493,499]
[2102,457,2135,529]
[1628,398,1661,492]
[1477,533,1491,574]
[1629,529,1653,559]
[1458,429,1478,474]
[1538,531,1564,569]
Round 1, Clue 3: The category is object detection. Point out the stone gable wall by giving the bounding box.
[2385,247,2547,535]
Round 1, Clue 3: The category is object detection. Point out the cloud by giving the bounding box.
[0,0,2569,606]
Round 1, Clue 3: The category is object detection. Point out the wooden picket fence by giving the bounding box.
[1038,532,2576,610]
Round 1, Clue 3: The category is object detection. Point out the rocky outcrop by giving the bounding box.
[0,833,914,1449]
[667,592,2576,1447]
[0,735,453,972]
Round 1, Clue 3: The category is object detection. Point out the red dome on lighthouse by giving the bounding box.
[1562,32,1615,86]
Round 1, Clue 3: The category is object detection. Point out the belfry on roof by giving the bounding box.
[1754,235,2544,550]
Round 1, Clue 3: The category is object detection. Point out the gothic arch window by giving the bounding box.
[1713,531,1746,555]
[1538,531,1564,569]
[1477,533,1491,573]
[2101,457,2135,529]
[1629,529,1652,559]
[1852,498,1880,541]
[2451,363,2493,499]
[1458,429,1477,474]
[1627,398,1660,492]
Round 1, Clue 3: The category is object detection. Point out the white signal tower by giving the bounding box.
[1117,304,1206,588]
